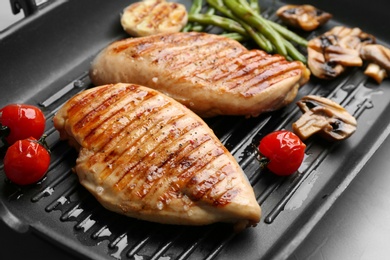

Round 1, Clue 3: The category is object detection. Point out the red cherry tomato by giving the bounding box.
[258,130,306,176]
[0,104,46,145]
[3,137,50,185]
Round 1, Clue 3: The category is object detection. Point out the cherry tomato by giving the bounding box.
[3,137,50,185]
[0,104,46,145]
[258,130,306,176]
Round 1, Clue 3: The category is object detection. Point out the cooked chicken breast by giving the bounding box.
[90,32,310,118]
[53,83,261,230]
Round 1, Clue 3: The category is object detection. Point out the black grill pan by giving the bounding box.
[1,0,390,259]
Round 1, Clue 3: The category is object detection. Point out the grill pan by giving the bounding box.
[1,0,390,259]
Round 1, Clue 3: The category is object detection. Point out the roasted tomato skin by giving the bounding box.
[3,137,50,185]
[259,130,306,176]
[0,104,46,145]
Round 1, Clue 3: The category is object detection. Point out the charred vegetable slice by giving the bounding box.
[292,95,357,141]
[276,5,332,31]
[121,0,188,37]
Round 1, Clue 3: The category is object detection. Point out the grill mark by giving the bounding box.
[82,87,154,148]
[185,157,237,203]
[96,102,183,182]
[150,1,171,27]
[114,117,204,194]
[153,38,232,70]
[152,132,210,204]
[67,85,114,125]
[245,63,303,95]
[223,57,301,93]
[133,0,161,24]
[215,188,240,206]
[175,46,246,80]
[166,3,187,26]
[165,144,226,207]
[222,54,285,83]
[209,51,266,81]
[187,170,221,203]
[73,86,133,140]
[164,42,235,71]
[83,89,163,152]
[129,120,206,198]
[202,52,271,86]
[121,33,202,57]
[176,142,225,186]
[133,33,241,64]
[156,134,224,205]
[118,36,192,60]
[209,163,242,206]
[242,60,302,89]
[108,106,190,188]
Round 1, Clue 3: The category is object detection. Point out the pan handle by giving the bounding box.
[10,0,38,17]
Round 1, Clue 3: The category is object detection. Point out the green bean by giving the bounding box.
[207,0,273,52]
[207,0,234,17]
[189,0,204,13]
[182,0,204,32]
[243,24,274,52]
[188,14,247,35]
[268,20,308,46]
[205,6,216,15]
[224,0,287,56]
[187,0,307,62]
[282,38,307,63]
[248,0,260,14]
[190,25,206,31]
[220,32,248,41]
[192,6,216,31]
[238,0,306,60]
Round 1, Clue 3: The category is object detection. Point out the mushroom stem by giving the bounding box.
[292,110,329,140]
[364,63,388,84]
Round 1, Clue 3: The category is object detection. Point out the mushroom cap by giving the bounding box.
[307,26,376,79]
[276,5,332,31]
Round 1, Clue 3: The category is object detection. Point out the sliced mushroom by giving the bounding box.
[364,63,388,84]
[276,5,332,31]
[292,95,357,141]
[307,45,346,79]
[307,26,376,79]
[360,44,390,83]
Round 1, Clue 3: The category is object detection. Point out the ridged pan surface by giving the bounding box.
[0,0,389,259]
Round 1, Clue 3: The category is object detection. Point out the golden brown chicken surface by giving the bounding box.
[53,83,261,230]
[89,32,310,118]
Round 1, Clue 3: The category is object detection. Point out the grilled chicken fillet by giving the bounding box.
[53,83,261,230]
[90,32,310,118]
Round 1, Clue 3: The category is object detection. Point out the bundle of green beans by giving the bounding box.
[182,0,307,63]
